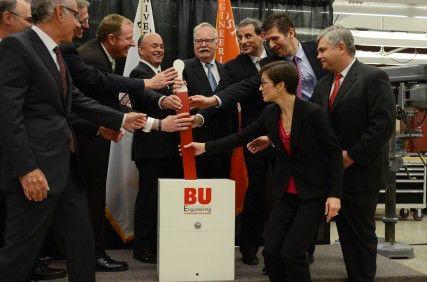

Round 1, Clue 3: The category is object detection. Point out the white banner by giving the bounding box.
[106,0,156,242]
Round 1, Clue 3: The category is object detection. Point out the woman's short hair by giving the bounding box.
[259,61,298,95]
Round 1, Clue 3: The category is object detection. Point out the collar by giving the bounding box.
[100,43,115,65]
[201,58,216,67]
[285,41,303,62]
[31,26,58,52]
[340,58,356,79]
[140,58,161,74]
[249,47,267,64]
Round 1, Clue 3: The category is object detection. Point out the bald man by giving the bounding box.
[130,33,183,263]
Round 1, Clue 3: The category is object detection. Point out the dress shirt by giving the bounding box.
[201,59,220,84]
[249,47,268,71]
[329,58,356,97]
[101,43,116,72]
[31,26,59,70]
[286,41,317,100]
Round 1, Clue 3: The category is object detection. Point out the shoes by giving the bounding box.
[133,250,157,264]
[95,255,128,272]
[31,257,67,280]
[240,245,259,265]
[306,253,314,265]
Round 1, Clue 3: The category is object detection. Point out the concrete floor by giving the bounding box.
[330,208,427,275]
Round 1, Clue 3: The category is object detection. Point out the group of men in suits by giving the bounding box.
[190,13,395,282]
[0,1,396,281]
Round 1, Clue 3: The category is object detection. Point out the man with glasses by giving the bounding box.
[183,22,232,178]
[0,0,148,280]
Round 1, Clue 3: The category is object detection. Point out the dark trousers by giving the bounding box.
[239,147,273,253]
[0,191,5,248]
[196,152,230,179]
[336,191,379,282]
[78,136,110,258]
[262,194,324,282]
[134,157,181,253]
[0,159,95,282]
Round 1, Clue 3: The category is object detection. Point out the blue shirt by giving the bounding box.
[286,42,317,101]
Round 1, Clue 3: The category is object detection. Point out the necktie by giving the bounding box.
[53,46,68,95]
[111,60,116,73]
[329,73,343,111]
[205,63,217,92]
[293,56,302,98]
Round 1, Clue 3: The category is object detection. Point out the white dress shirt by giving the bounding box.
[330,58,356,97]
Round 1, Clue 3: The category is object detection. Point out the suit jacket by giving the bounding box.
[200,41,327,121]
[60,43,161,140]
[183,57,232,141]
[215,53,265,129]
[77,39,122,111]
[206,100,343,200]
[0,29,124,194]
[310,60,396,193]
[129,61,179,159]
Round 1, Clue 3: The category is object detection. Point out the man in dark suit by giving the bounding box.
[0,0,147,281]
[210,17,272,265]
[190,13,328,262]
[130,33,192,264]
[0,0,32,250]
[183,22,232,178]
[310,25,396,281]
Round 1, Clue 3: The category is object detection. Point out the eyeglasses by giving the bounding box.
[6,10,33,23]
[194,38,217,45]
[61,5,79,20]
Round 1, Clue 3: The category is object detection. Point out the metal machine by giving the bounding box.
[377,64,427,258]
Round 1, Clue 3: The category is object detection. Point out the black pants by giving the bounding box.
[262,194,324,282]
[195,151,230,179]
[239,147,274,253]
[336,191,379,282]
[133,157,181,253]
[0,191,5,248]
[78,136,110,258]
[0,160,95,282]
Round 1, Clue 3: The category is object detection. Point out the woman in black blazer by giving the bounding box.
[185,61,343,282]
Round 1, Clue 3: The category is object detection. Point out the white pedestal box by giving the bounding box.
[158,179,235,282]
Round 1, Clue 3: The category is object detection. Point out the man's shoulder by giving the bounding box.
[130,61,153,78]
[226,53,251,67]
[77,39,100,56]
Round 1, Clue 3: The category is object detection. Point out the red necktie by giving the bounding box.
[53,46,68,95]
[293,56,302,98]
[329,73,343,111]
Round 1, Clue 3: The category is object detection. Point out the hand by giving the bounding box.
[191,114,203,128]
[183,142,206,156]
[160,95,182,110]
[325,197,341,222]
[123,112,147,131]
[342,150,354,169]
[247,136,270,154]
[172,78,186,93]
[145,67,178,89]
[99,127,124,142]
[19,169,49,201]
[189,95,218,110]
[161,113,194,132]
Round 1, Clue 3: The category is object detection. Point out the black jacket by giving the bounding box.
[0,29,123,193]
[129,61,179,159]
[310,60,396,193]
[206,99,343,200]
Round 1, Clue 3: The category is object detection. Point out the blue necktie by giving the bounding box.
[205,63,217,92]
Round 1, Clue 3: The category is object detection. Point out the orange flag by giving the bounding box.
[215,0,248,214]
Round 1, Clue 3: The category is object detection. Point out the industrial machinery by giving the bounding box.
[377,64,427,258]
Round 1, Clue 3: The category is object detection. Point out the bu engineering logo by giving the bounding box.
[184,188,212,214]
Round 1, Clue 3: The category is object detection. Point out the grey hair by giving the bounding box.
[76,0,89,8]
[317,25,356,56]
[193,22,217,39]
[31,0,60,24]
[0,0,30,23]
[237,17,262,35]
